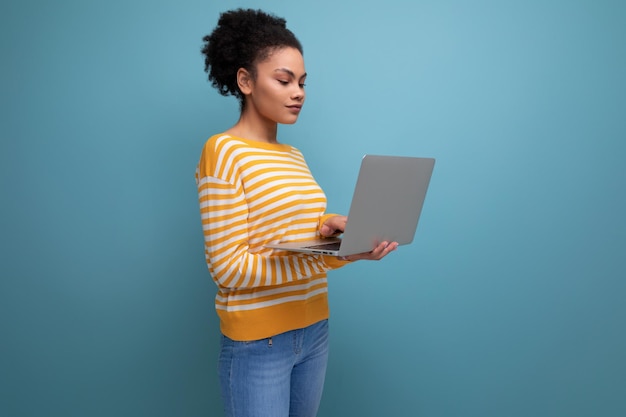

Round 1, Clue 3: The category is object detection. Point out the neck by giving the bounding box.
[227,110,278,144]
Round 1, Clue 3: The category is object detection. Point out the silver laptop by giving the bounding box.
[265,154,435,256]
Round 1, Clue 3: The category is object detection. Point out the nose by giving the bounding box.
[291,86,305,102]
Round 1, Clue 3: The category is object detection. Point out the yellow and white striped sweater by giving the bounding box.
[196,134,348,341]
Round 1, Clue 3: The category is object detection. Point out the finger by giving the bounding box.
[384,242,398,257]
[368,242,388,259]
[376,242,397,259]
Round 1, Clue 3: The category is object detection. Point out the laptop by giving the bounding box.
[265,154,435,256]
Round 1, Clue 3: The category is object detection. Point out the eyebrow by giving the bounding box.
[274,68,307,79]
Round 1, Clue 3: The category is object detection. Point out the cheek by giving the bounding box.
[267,84,285,100]
[256,84,280,102]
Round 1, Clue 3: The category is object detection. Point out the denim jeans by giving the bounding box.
[218,319,329,417]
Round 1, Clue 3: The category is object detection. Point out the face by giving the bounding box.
[239,47,307,125]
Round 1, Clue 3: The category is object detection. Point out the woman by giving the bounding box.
[196,8,397,417]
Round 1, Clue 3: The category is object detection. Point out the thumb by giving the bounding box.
[319,224,333,237]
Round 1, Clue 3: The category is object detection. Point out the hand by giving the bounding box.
[322,216,398,261]
[340,241,399,262]
[320,215,347,237]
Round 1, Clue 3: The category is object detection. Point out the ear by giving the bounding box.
[237,68,253,95]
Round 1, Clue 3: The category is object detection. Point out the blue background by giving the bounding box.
[2,0,625,416]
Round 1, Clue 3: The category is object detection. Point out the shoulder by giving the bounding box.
[202,133,237,156]
[197,134,237,180]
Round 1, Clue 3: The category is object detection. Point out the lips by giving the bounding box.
[286,105,302,113]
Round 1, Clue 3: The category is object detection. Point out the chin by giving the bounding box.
[280,116,300,125]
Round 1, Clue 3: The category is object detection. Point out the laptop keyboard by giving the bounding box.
[304,242,341,251]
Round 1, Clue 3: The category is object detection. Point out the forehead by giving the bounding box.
[256,47,306,75]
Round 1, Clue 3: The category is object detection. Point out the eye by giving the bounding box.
[299,83,306,88]
[277,80,289,85]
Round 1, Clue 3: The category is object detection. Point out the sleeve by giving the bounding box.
[318,213,353,268]
[197,173,347,289]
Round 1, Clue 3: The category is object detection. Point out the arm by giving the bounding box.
[198,175,333,289]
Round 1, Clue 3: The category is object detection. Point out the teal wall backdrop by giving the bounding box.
[2,0,625,416]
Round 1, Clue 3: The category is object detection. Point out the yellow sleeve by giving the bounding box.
[318,213,352,268]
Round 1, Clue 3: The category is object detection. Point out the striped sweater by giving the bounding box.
[196,134,348,341]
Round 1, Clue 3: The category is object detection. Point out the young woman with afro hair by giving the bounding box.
[196,8,397,417]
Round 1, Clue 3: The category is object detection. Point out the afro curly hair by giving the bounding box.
[201,9,303,109]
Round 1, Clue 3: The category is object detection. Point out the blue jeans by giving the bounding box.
[218,319,329,417]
